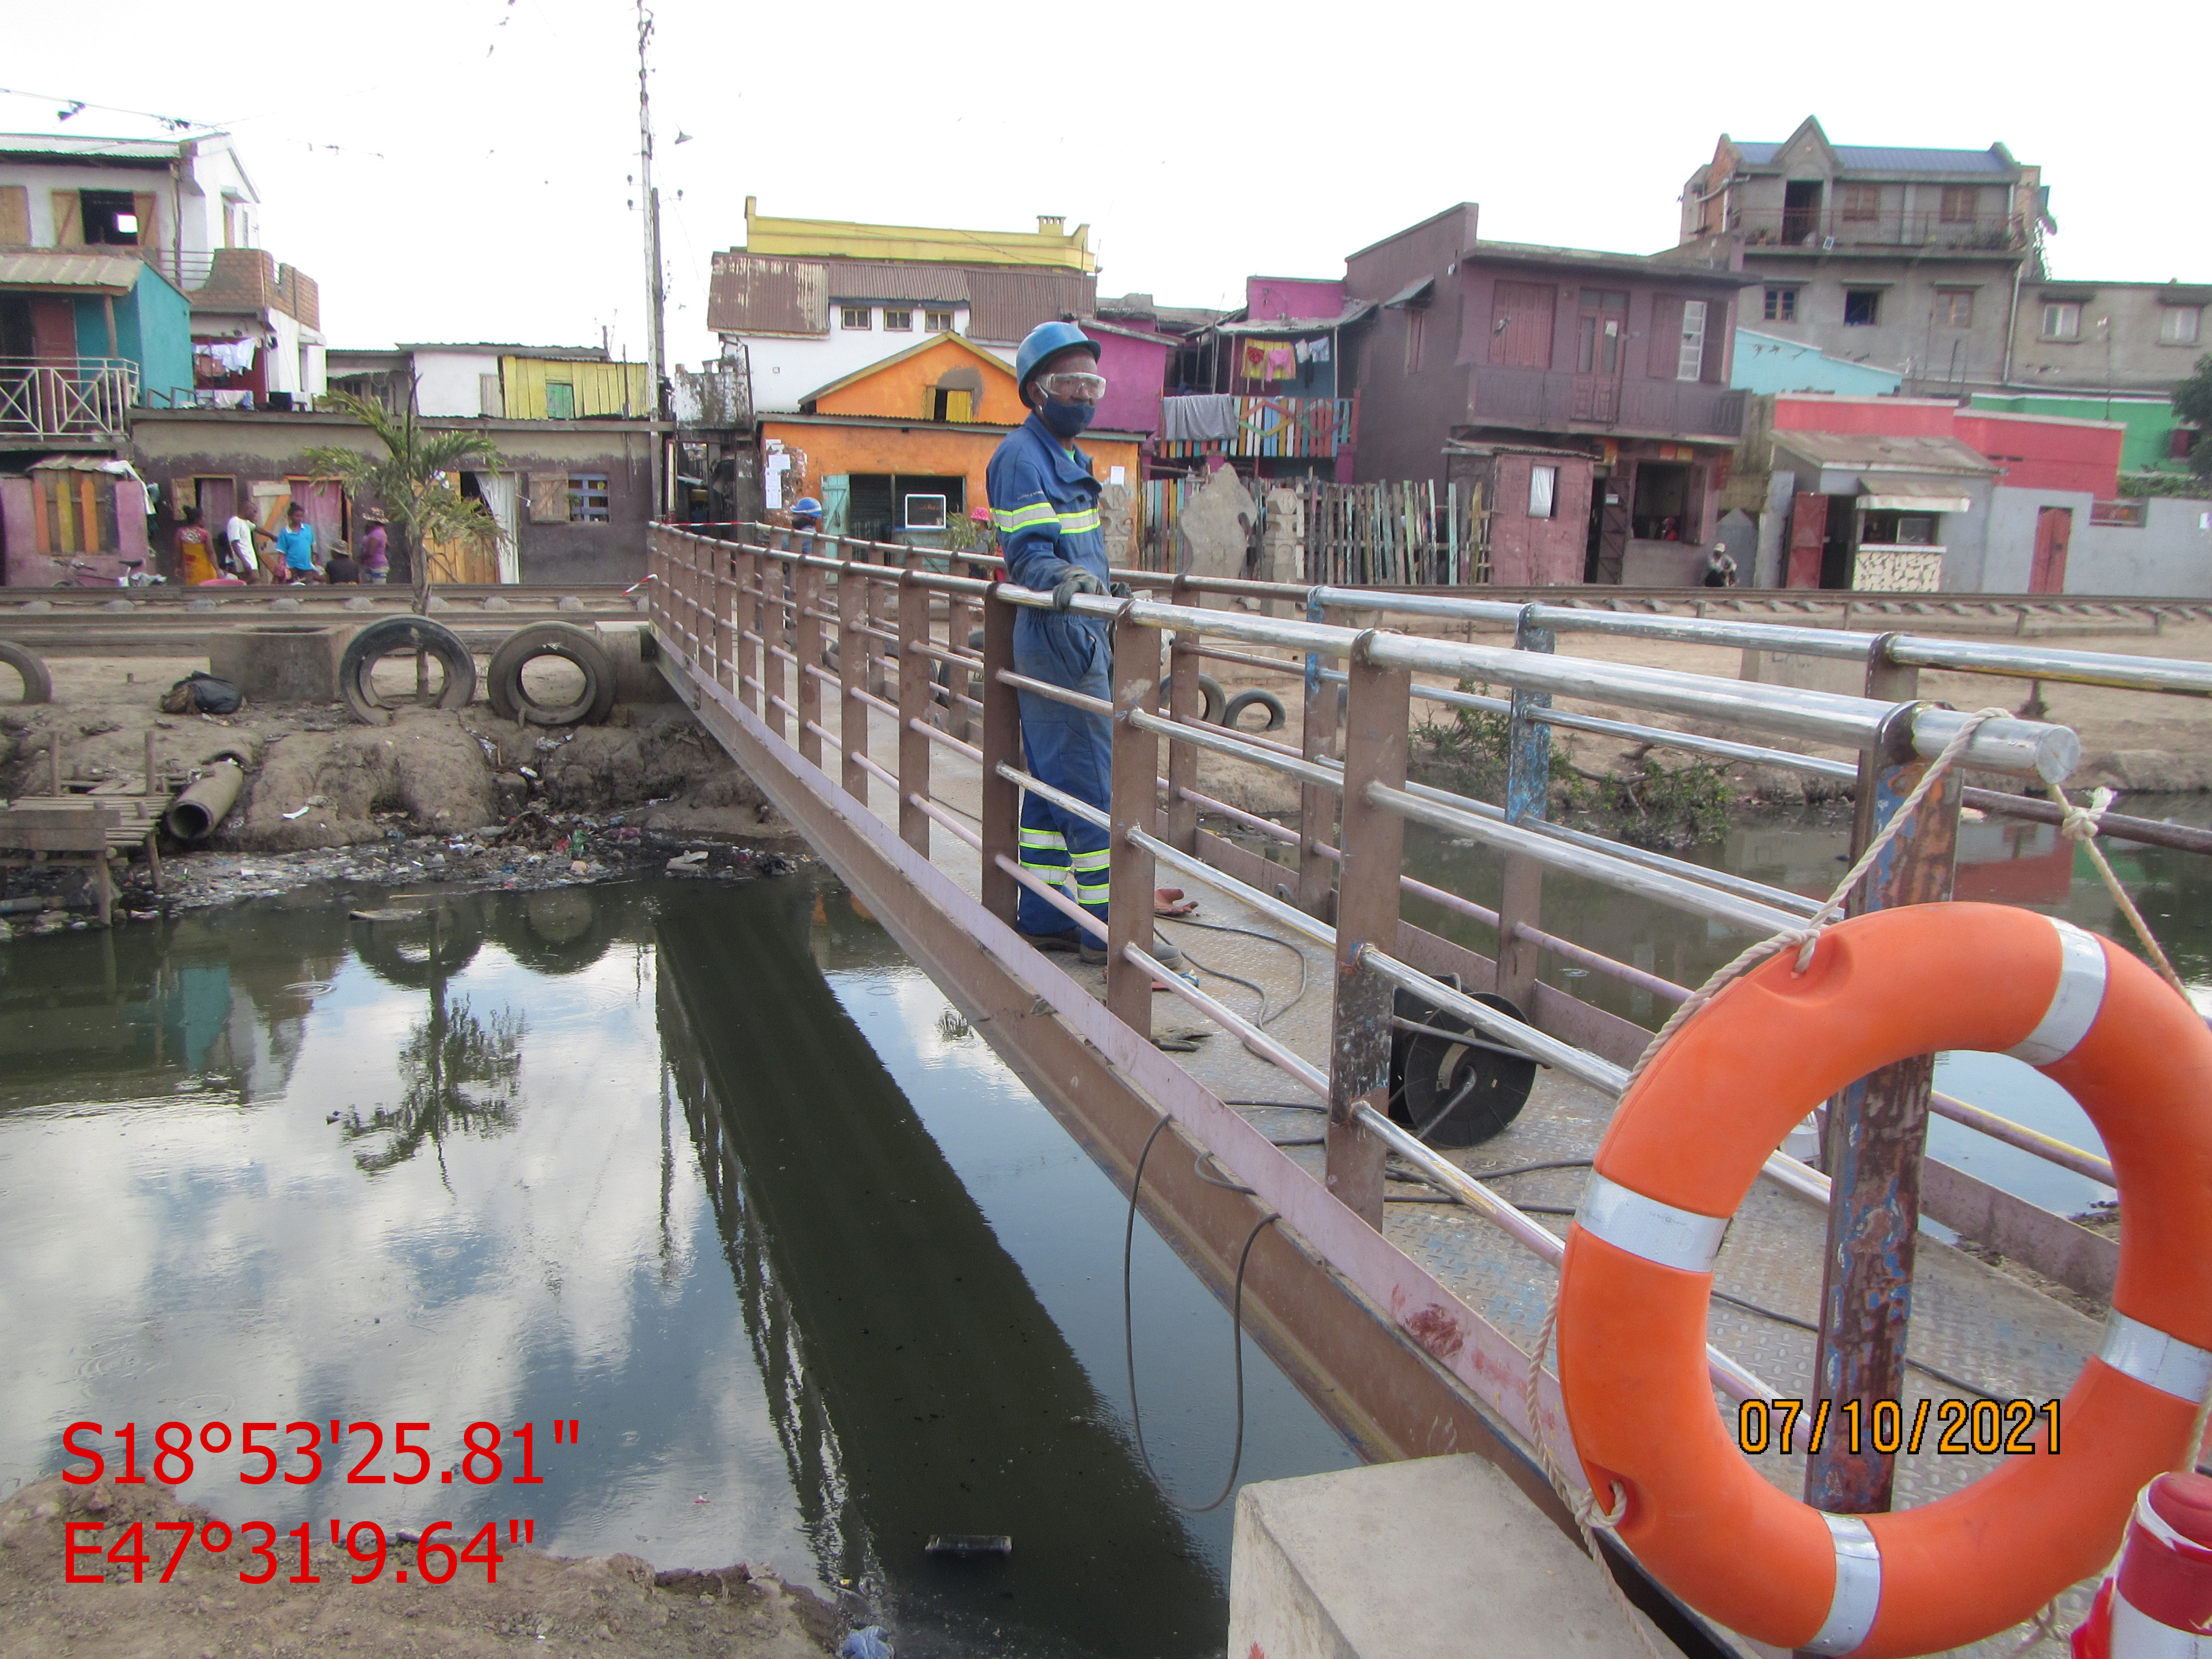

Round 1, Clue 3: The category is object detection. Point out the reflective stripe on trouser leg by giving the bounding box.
[1013,672,1113,935]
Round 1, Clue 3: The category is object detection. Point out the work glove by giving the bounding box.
[1051,566,1106,612]
[1108,581,1133,599]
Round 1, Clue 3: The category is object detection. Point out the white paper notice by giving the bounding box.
[1109,466,1126,486]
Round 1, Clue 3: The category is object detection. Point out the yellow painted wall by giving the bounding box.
[812,338,1026,425]
[744,199,1094,273]
[501,356,650,419]
[762,420,1141,531]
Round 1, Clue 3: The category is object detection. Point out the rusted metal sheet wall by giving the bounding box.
[707,252,830,336]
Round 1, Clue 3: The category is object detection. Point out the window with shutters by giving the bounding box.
[1840,184,1880,224]
[1936,289,1974,328]
[0,185,28,244]
[1403,306,1426,374]
[528,474,570,523]
[1488,281,1556,369]
[1939,185,1979,224]
[567,474,610,523]
[1763,287,1798,323]
[77,189,140,245]
[839,306,872,330]
[1677,300,1708,380]
[543,382,576,419]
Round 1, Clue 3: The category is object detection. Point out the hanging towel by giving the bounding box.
[1306,336,1331,363]
[1162,394,1238,443]
[1266,345,1295,378]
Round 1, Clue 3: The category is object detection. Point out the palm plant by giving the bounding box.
[303,375,507,613]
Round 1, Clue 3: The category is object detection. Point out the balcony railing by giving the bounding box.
[141,248,218,290]
[0,358,139,441]
[1726,208,2028,254]
[1469,366,1744,439]
[1157,395,1353,459]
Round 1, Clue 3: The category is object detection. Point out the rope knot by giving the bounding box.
[2060,785,2115,846]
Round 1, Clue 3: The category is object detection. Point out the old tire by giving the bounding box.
[341,616,478,725]
[0,641,52,705]
[487,623,616,727]
[1220,688,1287,733]
[1155,672,1227,725]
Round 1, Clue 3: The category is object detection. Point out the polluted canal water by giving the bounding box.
[0,874,1358,1658]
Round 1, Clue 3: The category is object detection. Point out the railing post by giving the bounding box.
[1107,607,1161,1032]
[945,589,975,744]
[979,586,1021,925]
[795,556,823,767]
[764,554,791,743]
[1297,592,1340,919]
[1494,606,1555,1009]
[896,565,931,853]
[1165,578,1201,853]
[837,552,870,802]
[1803,635,1949,1521]
[735,539,760,715]
[646,528,666,637]
[1327,635,1408,1229]
[712,539,736,698]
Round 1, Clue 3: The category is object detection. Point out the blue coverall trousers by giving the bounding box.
[1013,609,1113,938]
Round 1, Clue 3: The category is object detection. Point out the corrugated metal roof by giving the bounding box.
[818,263,969,303]
[1462,240,1760,286]
[1734,140,2011,174]
[708,253,829,336]
[0,250,144,292]
[1211,301,1375,335]
[1772,431,1996,475]
[0,132,184,161]
[964,268,1097,344]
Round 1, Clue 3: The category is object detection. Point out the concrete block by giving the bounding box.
[594,620,678,704]
[208,624,349,705]
[1227,1454,1663,1659]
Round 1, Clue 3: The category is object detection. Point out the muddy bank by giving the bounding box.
[0,1475,839,1659]
[0,654,807,920]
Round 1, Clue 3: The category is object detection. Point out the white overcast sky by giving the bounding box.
[6,0,2201,369]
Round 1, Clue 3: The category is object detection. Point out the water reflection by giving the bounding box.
[0,874,1348,1659]
[658,882,1228,1658]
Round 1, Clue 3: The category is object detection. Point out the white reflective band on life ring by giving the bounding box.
[2111,1590,2212,1657]
[2005,919,2109,1066]
[1803,1512,1883,1657]
[1574,1172,1728,1274]
[2100,1311,2212,1403]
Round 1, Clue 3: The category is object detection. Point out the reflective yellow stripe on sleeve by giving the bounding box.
[994,503,1058,534]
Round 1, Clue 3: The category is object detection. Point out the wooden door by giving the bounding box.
[1572,290,1627,422]
[195,477,236,530]
[1584,475,1628,582]
[1786,493,1828,588]
[28,298,75,362]
[2029,506,2072,593]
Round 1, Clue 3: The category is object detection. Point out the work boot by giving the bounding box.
[1078,930,1183,967]
[1017,927,1082,954]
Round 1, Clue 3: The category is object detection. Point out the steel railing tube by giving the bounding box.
[1369,782,1807,937]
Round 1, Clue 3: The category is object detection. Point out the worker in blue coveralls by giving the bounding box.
[988,321,1179,968]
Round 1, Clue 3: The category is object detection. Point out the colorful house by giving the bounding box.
[756,331,1143,551]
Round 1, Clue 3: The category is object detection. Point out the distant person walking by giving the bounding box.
[174,505,217,586]
[1702,544,1739,588]
[274,503,318,584]
[359,515,390,584]
[221,507,263,581]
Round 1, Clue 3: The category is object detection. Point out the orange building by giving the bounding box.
[758,333,1142,546]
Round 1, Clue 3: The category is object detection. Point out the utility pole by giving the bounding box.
[637,0,668,520]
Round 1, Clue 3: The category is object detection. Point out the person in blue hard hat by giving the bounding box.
[987,321,1178,967]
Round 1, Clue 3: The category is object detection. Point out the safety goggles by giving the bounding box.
[1034,371,1107,404]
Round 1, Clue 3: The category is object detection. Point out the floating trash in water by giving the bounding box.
[925,1535,1012,1558]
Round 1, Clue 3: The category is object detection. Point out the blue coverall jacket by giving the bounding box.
[985,413,1113,936]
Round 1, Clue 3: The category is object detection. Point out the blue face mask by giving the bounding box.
[1037,398,1095,440]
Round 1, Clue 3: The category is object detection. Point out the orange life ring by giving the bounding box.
[1556,902,2212,1658]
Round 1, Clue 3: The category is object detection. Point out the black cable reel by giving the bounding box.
[1387,973,1538,1146]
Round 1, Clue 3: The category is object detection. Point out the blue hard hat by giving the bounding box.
[791,497,822,516]
[1013,321,1100,395]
